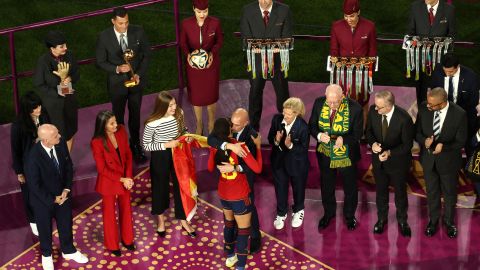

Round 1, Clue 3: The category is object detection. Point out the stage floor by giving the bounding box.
[1,80,480,269]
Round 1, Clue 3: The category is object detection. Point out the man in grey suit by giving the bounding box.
[407,0,456,104]
[96,7,150,162]
[240,0,293,131]
[416,87,467,238]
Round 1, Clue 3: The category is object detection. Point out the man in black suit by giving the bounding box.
[268,97,310,230]
[416,87,467,238]
[366,90,414,237]
[240,0,293,131]
[25,124,88,270]
[407,0,456,104]
[430,53,479,157]
[207,108,262,254]
[309,84,363,230]
[96,7,150,162]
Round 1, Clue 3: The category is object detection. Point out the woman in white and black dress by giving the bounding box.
[143,92,196,238]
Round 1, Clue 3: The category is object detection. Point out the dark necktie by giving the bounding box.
[382,115,388,142]
[50,148,60,172]
[429,7,435,25]
[330,109,337,126]
[448,76,454,102]
[263,10,270,26]
[119,33,127,52]
[433,111,441,140]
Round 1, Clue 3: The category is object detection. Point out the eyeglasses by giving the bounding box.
[427,101,446,111]
[374,105,386,111]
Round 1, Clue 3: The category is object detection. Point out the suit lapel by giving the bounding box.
[127,28,136,50]
[439,103,454,139]
[107,137,122,166]
[108,28,122,52]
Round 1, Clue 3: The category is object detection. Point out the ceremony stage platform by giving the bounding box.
[1,79,480,269]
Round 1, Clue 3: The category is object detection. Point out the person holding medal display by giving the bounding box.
[180,0,223,135]
[308,84,363,231]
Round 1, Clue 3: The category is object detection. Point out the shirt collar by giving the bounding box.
[384,105,395,118]
[259,4,273,15]
[438,101,449,114]
[427,1,439,11]
[113,27,128,38]
[40,141,54,153]
[282,117,297,128]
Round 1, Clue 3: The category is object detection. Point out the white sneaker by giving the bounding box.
[41,255,54,270]
[30,223,39,236]
[291,210,305,228]
[62,251,88,264]
[225,254,238,268]
[273,214,287,230]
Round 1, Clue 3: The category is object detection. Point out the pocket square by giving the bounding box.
[440,19,448,24]
[275,22,283,26]
[361,35,368,39]
[208,32,215,37]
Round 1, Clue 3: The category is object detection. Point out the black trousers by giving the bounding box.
[20,183,35,223]
[248,54,289,131]
[272,166,307,216]
[150,150,186,220]
[245,170,260,239]
[109,81,143,146]
[373,166,409,223]
[317,154,358,219]
[424,166,458,224]
[33,198,76,257]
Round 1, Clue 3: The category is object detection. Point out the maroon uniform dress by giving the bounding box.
[180,16,223,106]
[330,17,377,106]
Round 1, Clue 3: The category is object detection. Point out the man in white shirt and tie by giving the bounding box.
[416,88,467,238]
[430,53,479,157]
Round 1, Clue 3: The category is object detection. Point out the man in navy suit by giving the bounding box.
[207,108,262,254]
[96,7,150,162]
[366,90,414,237]
[25,124,88,270]
[267,97,310,230]
[430,53,479,157]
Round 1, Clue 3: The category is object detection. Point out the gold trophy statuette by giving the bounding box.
[123,49,137,88]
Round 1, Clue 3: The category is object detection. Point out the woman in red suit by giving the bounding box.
[91,110,135,257]
[180,0,223,134]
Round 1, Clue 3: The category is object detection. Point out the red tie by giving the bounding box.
[429,7,435,25]
[263,10,270,26]
[330,109,337,125]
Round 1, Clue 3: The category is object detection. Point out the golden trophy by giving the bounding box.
[123,49,137,88]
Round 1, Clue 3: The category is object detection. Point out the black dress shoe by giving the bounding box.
[318,215,334,229]
[398,222,411,237]
[156,230,166,238]
[373,220,386,234]
[110,249,121,257]
[182,225,197,238]
[424,221,438,237]
[249,237,261,254]
[122,241,136,251]
[444,223,458,238]
[346,217,358,231]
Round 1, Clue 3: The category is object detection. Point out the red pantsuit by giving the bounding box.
[91,125,134,250]
[330,17,377,106]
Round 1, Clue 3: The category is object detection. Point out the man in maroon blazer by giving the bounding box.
[330,0,377,123]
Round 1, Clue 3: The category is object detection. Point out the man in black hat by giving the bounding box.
[33,30,79,153]
[96,7,151,162]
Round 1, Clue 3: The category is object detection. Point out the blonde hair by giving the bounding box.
[283,97,306,118]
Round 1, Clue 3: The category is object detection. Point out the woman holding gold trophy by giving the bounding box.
[180,0,223,135]
[33,30,79,153]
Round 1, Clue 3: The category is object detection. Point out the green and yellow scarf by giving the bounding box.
[317,98,352,168]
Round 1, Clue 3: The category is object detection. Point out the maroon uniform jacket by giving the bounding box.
[330,17,377,57]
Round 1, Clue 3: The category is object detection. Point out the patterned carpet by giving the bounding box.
[2,167,332,270]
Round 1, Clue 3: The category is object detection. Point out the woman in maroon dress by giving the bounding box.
[180,0,223,135]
